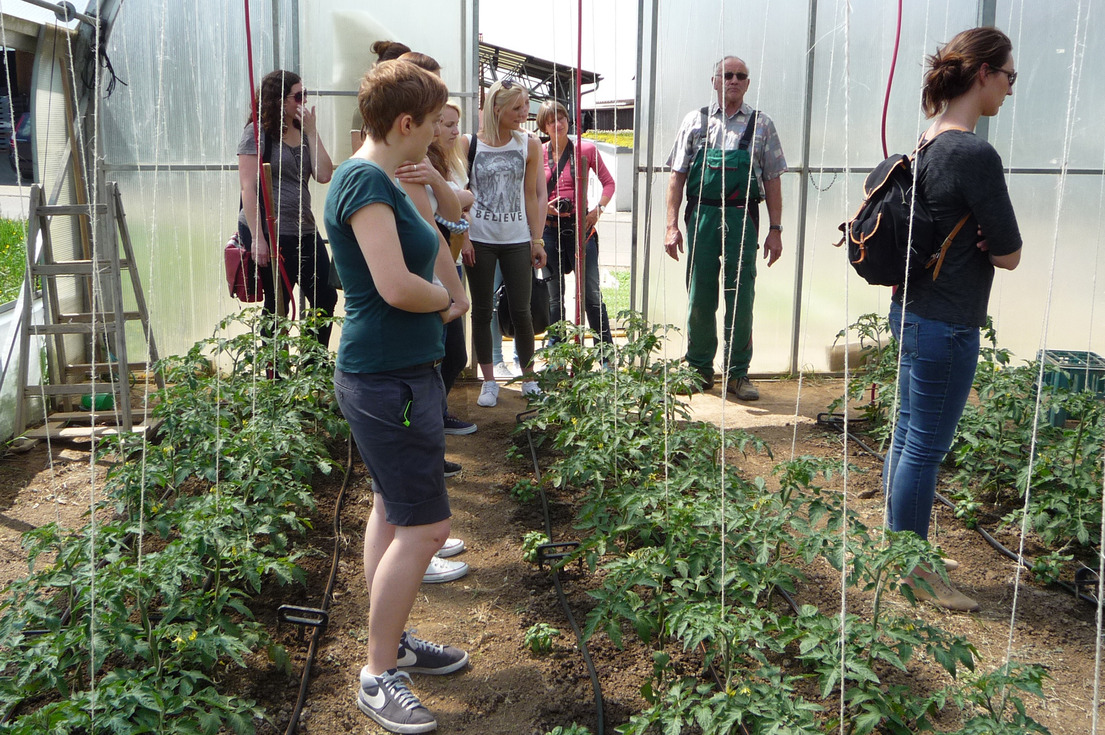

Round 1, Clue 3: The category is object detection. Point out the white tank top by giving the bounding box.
[468,131,530,244]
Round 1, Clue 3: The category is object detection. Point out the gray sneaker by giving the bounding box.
[397,630,469,675]
[357,667,437,733]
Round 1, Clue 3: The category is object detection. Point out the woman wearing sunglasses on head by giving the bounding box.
[461,79,547,407]
[237,69,337,347]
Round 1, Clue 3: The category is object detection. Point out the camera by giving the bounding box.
[555,198,573,215]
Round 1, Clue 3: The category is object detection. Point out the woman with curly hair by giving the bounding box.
[886,27,1022,612]
[237,69,337,347]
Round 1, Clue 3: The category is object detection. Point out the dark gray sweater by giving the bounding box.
[896,130,1022,327]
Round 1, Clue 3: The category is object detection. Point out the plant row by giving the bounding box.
[835,314,1105,577]
[0,310,343,734]
[519,314,1049,735]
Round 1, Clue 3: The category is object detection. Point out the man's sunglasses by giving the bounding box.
[718,71,749,82]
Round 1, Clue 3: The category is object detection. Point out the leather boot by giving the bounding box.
[904,567,979,612]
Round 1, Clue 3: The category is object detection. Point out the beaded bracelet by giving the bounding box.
[434,214,470,234]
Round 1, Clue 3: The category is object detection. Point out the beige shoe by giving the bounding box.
[904,568,979,612]
[726,376,760,401]
[941,557,960,572]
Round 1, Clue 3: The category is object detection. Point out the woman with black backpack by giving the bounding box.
[885,27,1022,612]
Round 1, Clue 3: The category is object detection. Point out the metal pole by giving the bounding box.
[629,0,646,312]
[788,0,819,375]
[638,0,660,317]
[289,0,300,75]
[975,0,997,142]
[271,0,281,70]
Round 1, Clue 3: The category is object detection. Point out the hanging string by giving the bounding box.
[789,10,845,462]
[1005,0,1090,679]
[838,3,852,730]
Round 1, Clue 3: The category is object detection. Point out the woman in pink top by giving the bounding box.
[537,101,615,347]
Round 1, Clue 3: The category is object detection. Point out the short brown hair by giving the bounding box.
[398,51,441,75]
[536,100,568,132]
[922,27,1013,117]
[358,60,449,143]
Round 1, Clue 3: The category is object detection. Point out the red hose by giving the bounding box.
[573,0,585,328]
[880,0,903,159]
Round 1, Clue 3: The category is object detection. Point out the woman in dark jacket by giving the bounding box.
[886,27,1022,612]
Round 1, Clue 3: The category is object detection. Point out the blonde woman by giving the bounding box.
[461,80,546,407]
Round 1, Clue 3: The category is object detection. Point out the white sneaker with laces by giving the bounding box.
[493,361,519,378]
[435,538,465,558]
[477,380,499,407]
[520,380,541,397]
[422,556,469,584]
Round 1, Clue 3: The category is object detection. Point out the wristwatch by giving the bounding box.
[769,224,783,232]
[597,204,606,213]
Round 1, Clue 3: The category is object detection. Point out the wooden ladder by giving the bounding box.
[13,182,164,442]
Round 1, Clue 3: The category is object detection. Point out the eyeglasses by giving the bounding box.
[991,65,1017,85]
[289,90,305,103]
[718,71,749,82]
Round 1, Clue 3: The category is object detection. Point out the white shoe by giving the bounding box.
[477,380,499,407]
[435,538,465,558]
[520,380,541,397]
[423,556,469,584]
[493,361,519,378]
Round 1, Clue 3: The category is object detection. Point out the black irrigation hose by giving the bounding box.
[283,434,354,735]
[518,409,606,735]
[815,412,1099,606]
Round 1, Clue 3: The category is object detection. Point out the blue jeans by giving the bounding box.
[543,222,613,344]
[884,301,980,539]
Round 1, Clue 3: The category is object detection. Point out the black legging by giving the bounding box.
[237,221,338,349]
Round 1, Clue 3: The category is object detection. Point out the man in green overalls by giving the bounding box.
[665,56,788,400]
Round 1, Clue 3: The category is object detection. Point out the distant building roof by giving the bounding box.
[478,40,601,110]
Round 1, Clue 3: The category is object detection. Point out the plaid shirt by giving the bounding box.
[667,101,788,191]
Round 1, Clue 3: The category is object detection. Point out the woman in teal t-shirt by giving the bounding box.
[325,60,469,735]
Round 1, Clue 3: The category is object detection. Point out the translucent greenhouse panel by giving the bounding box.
[800,172,895,373]
[991,2,1105,169]
[102,0,281,168]
[806,1,977,171]
[108,170,243,360]
[990,174,1105,362]
[645,0,809,172]
[299,0,472,174]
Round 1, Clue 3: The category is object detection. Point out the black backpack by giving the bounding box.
[836,143,969,287]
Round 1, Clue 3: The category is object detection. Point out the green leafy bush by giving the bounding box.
[0,309,342,733]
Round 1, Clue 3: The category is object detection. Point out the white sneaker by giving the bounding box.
[423,556,469,584]
[477,380,499,407]
[435,538,465,558]
[521,381,541,397]
[493,361,519,378]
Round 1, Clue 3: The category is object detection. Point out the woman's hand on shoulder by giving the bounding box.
[396,159,441,187]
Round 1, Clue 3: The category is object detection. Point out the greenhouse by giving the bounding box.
[0,0,1104,733]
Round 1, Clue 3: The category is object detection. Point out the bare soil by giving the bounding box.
[1,377,1101,734]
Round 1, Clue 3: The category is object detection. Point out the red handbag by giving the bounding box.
[224,232,264,302]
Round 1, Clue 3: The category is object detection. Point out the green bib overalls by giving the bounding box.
[683,110,761,381]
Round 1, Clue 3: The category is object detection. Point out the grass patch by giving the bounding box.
[0,218,28,304]
[601,267,631,322]
[585,130,633,149]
